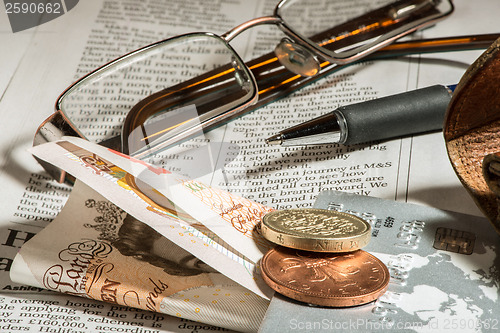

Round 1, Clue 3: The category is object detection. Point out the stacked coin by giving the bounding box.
[259,208,389,307]
[260,208,371,252]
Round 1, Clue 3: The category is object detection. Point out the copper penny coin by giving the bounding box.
[260,246,389,307]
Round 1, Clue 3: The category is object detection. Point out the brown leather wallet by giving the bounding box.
[444,37,500,233]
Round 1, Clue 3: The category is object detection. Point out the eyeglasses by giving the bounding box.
[34,0,497,183]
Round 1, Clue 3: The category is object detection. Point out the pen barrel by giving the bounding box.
[340,84,452,145]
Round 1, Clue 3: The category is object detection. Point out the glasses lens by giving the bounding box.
[277,0,453,62]
[58,33,256,155]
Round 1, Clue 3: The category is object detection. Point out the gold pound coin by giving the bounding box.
[260,247,389,307]
[260,208,371,252]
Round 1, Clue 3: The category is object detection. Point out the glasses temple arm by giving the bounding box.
[373,34,500,57]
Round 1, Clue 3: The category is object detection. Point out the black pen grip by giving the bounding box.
[339,85,452,145]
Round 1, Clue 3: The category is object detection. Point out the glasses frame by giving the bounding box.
[225,0,455,64]
[35,0,497,184]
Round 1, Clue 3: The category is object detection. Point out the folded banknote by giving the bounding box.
[11,138,277,332]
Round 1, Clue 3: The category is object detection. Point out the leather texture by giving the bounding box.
[444,37,500,233]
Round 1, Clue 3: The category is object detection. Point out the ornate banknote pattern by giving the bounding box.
[180,178,273,248]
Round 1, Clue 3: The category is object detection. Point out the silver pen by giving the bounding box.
[266,85,454,146]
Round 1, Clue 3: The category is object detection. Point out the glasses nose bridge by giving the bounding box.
[221,16,283,43]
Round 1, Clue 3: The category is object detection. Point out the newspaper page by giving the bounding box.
[1,0,499,332]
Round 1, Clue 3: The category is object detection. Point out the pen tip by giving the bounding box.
[265,134,282,145]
